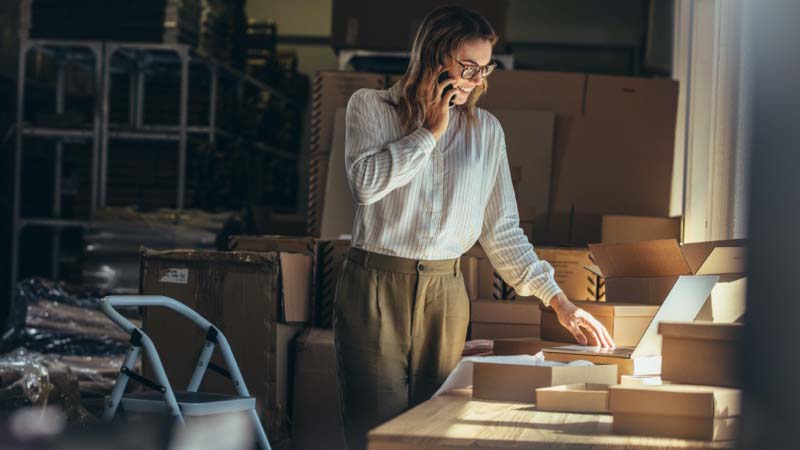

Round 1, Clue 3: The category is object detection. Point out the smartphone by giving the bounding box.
[438,71,456,107]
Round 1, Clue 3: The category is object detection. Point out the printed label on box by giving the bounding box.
[159,268,188,284]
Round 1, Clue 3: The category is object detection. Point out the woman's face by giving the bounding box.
[446,38,493,106]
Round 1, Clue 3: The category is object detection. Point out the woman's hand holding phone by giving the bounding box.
[423,71,458,141]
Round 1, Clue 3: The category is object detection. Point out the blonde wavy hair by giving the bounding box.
[387,5,498,132]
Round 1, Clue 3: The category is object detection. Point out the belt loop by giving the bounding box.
[362,251,370,269]
[454,258,460,277]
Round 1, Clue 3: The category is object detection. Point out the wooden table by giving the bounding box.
[368,389,735,450]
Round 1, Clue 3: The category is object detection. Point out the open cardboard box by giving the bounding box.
[543,275,718,378]
[540,301,658,346]
[536,383,611,413]
[659,321,742,387]
[600,215,681,244]
[585,239,746,316]
[472,360,617,403]
[609,384,741,441]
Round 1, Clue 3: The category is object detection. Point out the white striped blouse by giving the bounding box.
[345,82,563,306]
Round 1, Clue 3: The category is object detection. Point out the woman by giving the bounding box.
[333,6,614,450]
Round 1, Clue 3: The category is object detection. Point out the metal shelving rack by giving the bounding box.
[11,35,301,297]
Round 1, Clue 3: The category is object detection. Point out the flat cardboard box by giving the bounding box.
[601,215,681,244]
[659,321,742,387]
[470,323,540,340]
[543,275,718,378]
[140,249,302,439]
[471,299,541,325]
[472,361,617,403]
[462,245,504,300]
[307,72,385,237]
[512,247,598,302]
[549,76,679,245]
[609,384,740,441]
[331,0,508,51]
[536,383,611,413]
[493,337,573,356]
[292,329,346,450]
[319,108,354,239]
[488,109,555,236]
[540,301,658,347]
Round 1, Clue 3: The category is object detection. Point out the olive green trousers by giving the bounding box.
[333,247,470,450]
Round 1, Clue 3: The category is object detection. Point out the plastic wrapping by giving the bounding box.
[1,278,141,395]
[0,348,91,422]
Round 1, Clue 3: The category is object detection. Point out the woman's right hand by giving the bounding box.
[423,74,458,140]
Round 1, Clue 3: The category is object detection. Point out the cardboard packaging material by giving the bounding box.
[292,329,346,450]
[470,323,540,340]
[536,383,611,413]
[609,384,741,441]
[472,361,617,403]
[619,375,665,386]
[319,108,354,239]
[307,72,385,237]
[225,236,314,323]
[601,215,681,244]
[543,275,718,379]
[492,337,573,356]
[511,247,599,302]
[659,321,742,387]
[695,276,747,323]
[462,245,504,300]
[470,299,540,340]
[489,109,555,235]
[229,235,351,328]
[540,301,658,347]
[331,0,508,51]
[587,238,746,305]
[140,249,302,440]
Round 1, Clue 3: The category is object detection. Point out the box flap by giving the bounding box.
[279,253,312,323]
[588,240,692,278]
[584,264,604,278]
[632,275,718,358]
[658,321,743,341]
[680,239,746,275]
[229,235,315,254]
[609,384,741,418]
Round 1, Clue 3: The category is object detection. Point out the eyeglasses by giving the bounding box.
[457,60,497,80]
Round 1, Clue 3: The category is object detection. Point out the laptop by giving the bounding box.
[544,275,719,360]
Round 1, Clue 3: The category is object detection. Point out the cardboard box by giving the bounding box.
[511,247,599,302]
[696,277,746,323]
[659,321,742,387]
[601,215,681,244]
[225,236,314,323]
[536,383,611,413]
[331,0,508,51]
[470,299,540,340]
[292,329,346,450]
[319,108,354,239]
[609,384,741,441]
[540,301,658,347]
[587,238,746,305]
[140,249,302,439]
[472,361,617,403]
[543,275,718,378]
[620,375,665,386]
[489,109,555,236]
[492,337,573,356]
[462,245,504,300]
[230,235,351,328]
[307,72,385,237]
[471,299,541,325]
[470,323,540,340]
[549,76,679,245]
